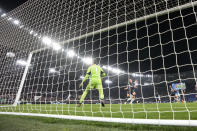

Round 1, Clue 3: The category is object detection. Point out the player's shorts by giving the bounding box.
[88,78,102,89]
[175,92,180,96]
[82,78,104,100]
[171,93,175,96]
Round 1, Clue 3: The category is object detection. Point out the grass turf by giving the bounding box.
[0,114,197,131]
[0,102,197,120]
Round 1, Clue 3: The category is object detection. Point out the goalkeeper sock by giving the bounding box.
[101,100,105,107]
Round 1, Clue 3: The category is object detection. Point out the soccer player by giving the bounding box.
[174,85,180,102]
[195,82,197,99]
[169,85,175,103]
[78,60,106,107]
[124,79,138,104]
[157,94,161,103]
[180,89,186,103]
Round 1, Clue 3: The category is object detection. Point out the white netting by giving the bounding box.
[0,0,197,125]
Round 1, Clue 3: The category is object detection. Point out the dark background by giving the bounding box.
[0,0,27,12]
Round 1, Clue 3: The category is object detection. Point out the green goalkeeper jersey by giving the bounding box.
[79,64,106,103]
[83,64,106,83]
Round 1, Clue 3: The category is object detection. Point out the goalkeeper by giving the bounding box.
[78,60,106,107]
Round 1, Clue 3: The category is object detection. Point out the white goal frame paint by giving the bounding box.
[13,53,33,106]
[1,1,197,126]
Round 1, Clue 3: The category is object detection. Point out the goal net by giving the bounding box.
[0,0,197,126]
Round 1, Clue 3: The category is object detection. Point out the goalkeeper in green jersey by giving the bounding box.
[78,60,106,107]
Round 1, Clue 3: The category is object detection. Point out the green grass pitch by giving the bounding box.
[1,102,197,130]
[1,102,197,120]
[1,114,197,131]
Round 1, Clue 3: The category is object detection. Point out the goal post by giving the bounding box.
[0,0,197,127]
[13,53,33,106]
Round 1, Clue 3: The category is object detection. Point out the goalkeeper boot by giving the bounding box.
[101,100,105,107]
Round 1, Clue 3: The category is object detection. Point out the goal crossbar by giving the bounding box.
[32,1,197,54]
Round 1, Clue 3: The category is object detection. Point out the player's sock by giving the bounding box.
[101,100,105,107]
